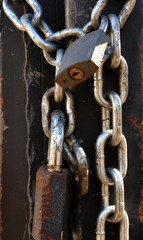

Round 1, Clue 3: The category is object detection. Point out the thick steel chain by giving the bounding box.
[94,14,129,240]
[3,0,136,65]
[3,0,136,239]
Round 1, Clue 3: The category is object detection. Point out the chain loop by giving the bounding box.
[42,87,75,139]
[102,168,124,223]
[3,0,25,30]
[94,55,128,108]
[91,0,109,30]
[20,14,58,52]
[47,110,65,172]
[47,28,85,42]
[3,0,42,30]
[66,135,89,195]
[43,27,85,67]
[82,21,93,33]
[104,91,122,146]
[96,207,129,240]
[83,15,108,36]
[38,19,53,38]
[25,0,42,26]
[107,14,121,69]
[96,132,127,184]
[91,0,136,29]
[119,0,136,29]
[54,49,64,103]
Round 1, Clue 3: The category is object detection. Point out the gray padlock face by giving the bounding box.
[55,30,110,87]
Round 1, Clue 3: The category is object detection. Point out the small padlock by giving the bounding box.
[32,110,71,240]
[55,17,110,88]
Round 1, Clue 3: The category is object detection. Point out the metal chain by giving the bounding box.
[3,0,136,239]
[41,50,89,240]
[3,0,136,65]
[94,13,129,240]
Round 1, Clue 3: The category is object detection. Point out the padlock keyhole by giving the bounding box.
[69,68,85,80]
[72,72,80,77]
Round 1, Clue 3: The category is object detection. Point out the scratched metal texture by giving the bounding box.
[1,0,143,239]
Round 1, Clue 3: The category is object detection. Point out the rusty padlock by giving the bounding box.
[32,110,71,240]
[55,17,110,88]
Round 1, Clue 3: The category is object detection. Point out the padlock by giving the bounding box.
[32,110,71,240]
[55,17,110,88]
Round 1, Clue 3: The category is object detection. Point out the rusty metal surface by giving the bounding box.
[32,166,71,240]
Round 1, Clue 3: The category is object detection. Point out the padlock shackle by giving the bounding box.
[99,16,109,32]
[47,110,65,171]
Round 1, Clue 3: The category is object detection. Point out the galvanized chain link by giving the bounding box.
[94,13,129,240]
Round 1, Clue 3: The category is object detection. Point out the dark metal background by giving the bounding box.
[1,0,143,239]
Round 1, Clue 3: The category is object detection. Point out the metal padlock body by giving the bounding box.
[32,165,71,240]
[55,30,110,87]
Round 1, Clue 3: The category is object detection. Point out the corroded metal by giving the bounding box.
[32,110,71,239]
[32,166,71,240]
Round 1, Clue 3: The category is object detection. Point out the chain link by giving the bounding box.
[54,49,64,103]
[94,55,128,108]
[107,14,121,69]
[41,86,75,139]
[96,207,129,240]
[91,0,136,29]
